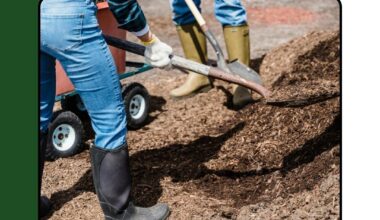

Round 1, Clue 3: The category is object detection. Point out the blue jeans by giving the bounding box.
[170,0,247,26]
[40,0,127,149]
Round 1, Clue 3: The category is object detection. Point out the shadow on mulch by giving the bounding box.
[45,113,340,215]
[250,55,266,73]
[132,114,341,207]
[211,113,341,178]
[42,168,94,219]
[131,121,246,206]
[43,121,244,218]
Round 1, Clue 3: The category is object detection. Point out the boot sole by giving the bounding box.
[170,84,213,100]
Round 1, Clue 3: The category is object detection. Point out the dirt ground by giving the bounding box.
[43,0,340,219]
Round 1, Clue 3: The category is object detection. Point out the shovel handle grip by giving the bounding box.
[104,34,145,56]
[184,0,206,26]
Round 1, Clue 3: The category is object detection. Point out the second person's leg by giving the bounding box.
[170,0,212,98]
[215,0,253,107]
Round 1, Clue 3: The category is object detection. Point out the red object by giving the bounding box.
[247,7,317,25]
[55,2,126,96]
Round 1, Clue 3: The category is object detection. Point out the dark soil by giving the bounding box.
[43,30,340,220]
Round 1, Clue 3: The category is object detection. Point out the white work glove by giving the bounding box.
[143,35,173,70]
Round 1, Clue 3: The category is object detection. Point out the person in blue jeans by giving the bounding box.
[40,0,172,219]
[169,0,253,108]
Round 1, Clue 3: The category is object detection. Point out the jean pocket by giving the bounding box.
[41,14,84,52]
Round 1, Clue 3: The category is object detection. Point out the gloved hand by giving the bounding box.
[143,35,173,70]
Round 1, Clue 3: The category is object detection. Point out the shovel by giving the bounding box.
[103,35,271,98]
[183,0,262,85]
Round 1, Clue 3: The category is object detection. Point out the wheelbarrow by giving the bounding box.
[46,2,154,160]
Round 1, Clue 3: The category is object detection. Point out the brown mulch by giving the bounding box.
[42,30,340,220]
[262,31,340,101]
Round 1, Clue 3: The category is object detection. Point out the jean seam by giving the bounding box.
[101,39,122,105]
[103,42,126,140]
[99,37,126,141]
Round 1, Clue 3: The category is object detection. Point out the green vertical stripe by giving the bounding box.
[0,1,39,219]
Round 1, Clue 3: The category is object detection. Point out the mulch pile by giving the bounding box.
[43,30,340,220]
[263,31,340,103]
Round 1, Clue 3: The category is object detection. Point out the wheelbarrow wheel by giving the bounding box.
[46,110,84,160]
[122,82,151,129]
[61,94,88,119]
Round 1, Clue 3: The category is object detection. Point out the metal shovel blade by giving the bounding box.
[227,60,263,85]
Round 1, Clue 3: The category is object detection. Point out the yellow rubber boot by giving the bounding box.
[170,24,212,99]
[223,24,253,108]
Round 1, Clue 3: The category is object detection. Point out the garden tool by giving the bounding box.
[103,35,270,98]
[183,0,262,86]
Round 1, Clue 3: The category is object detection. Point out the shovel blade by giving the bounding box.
[227,60,263,85]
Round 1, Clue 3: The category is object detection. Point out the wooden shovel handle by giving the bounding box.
[103,34,271,98]
[184,0,206,27]
[208,67,271,98]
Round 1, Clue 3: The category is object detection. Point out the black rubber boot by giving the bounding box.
[39,132,52,218]
[90,144,170,220]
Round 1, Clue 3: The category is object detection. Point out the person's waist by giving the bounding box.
[41,0,98,10]
[42,0,95,6]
